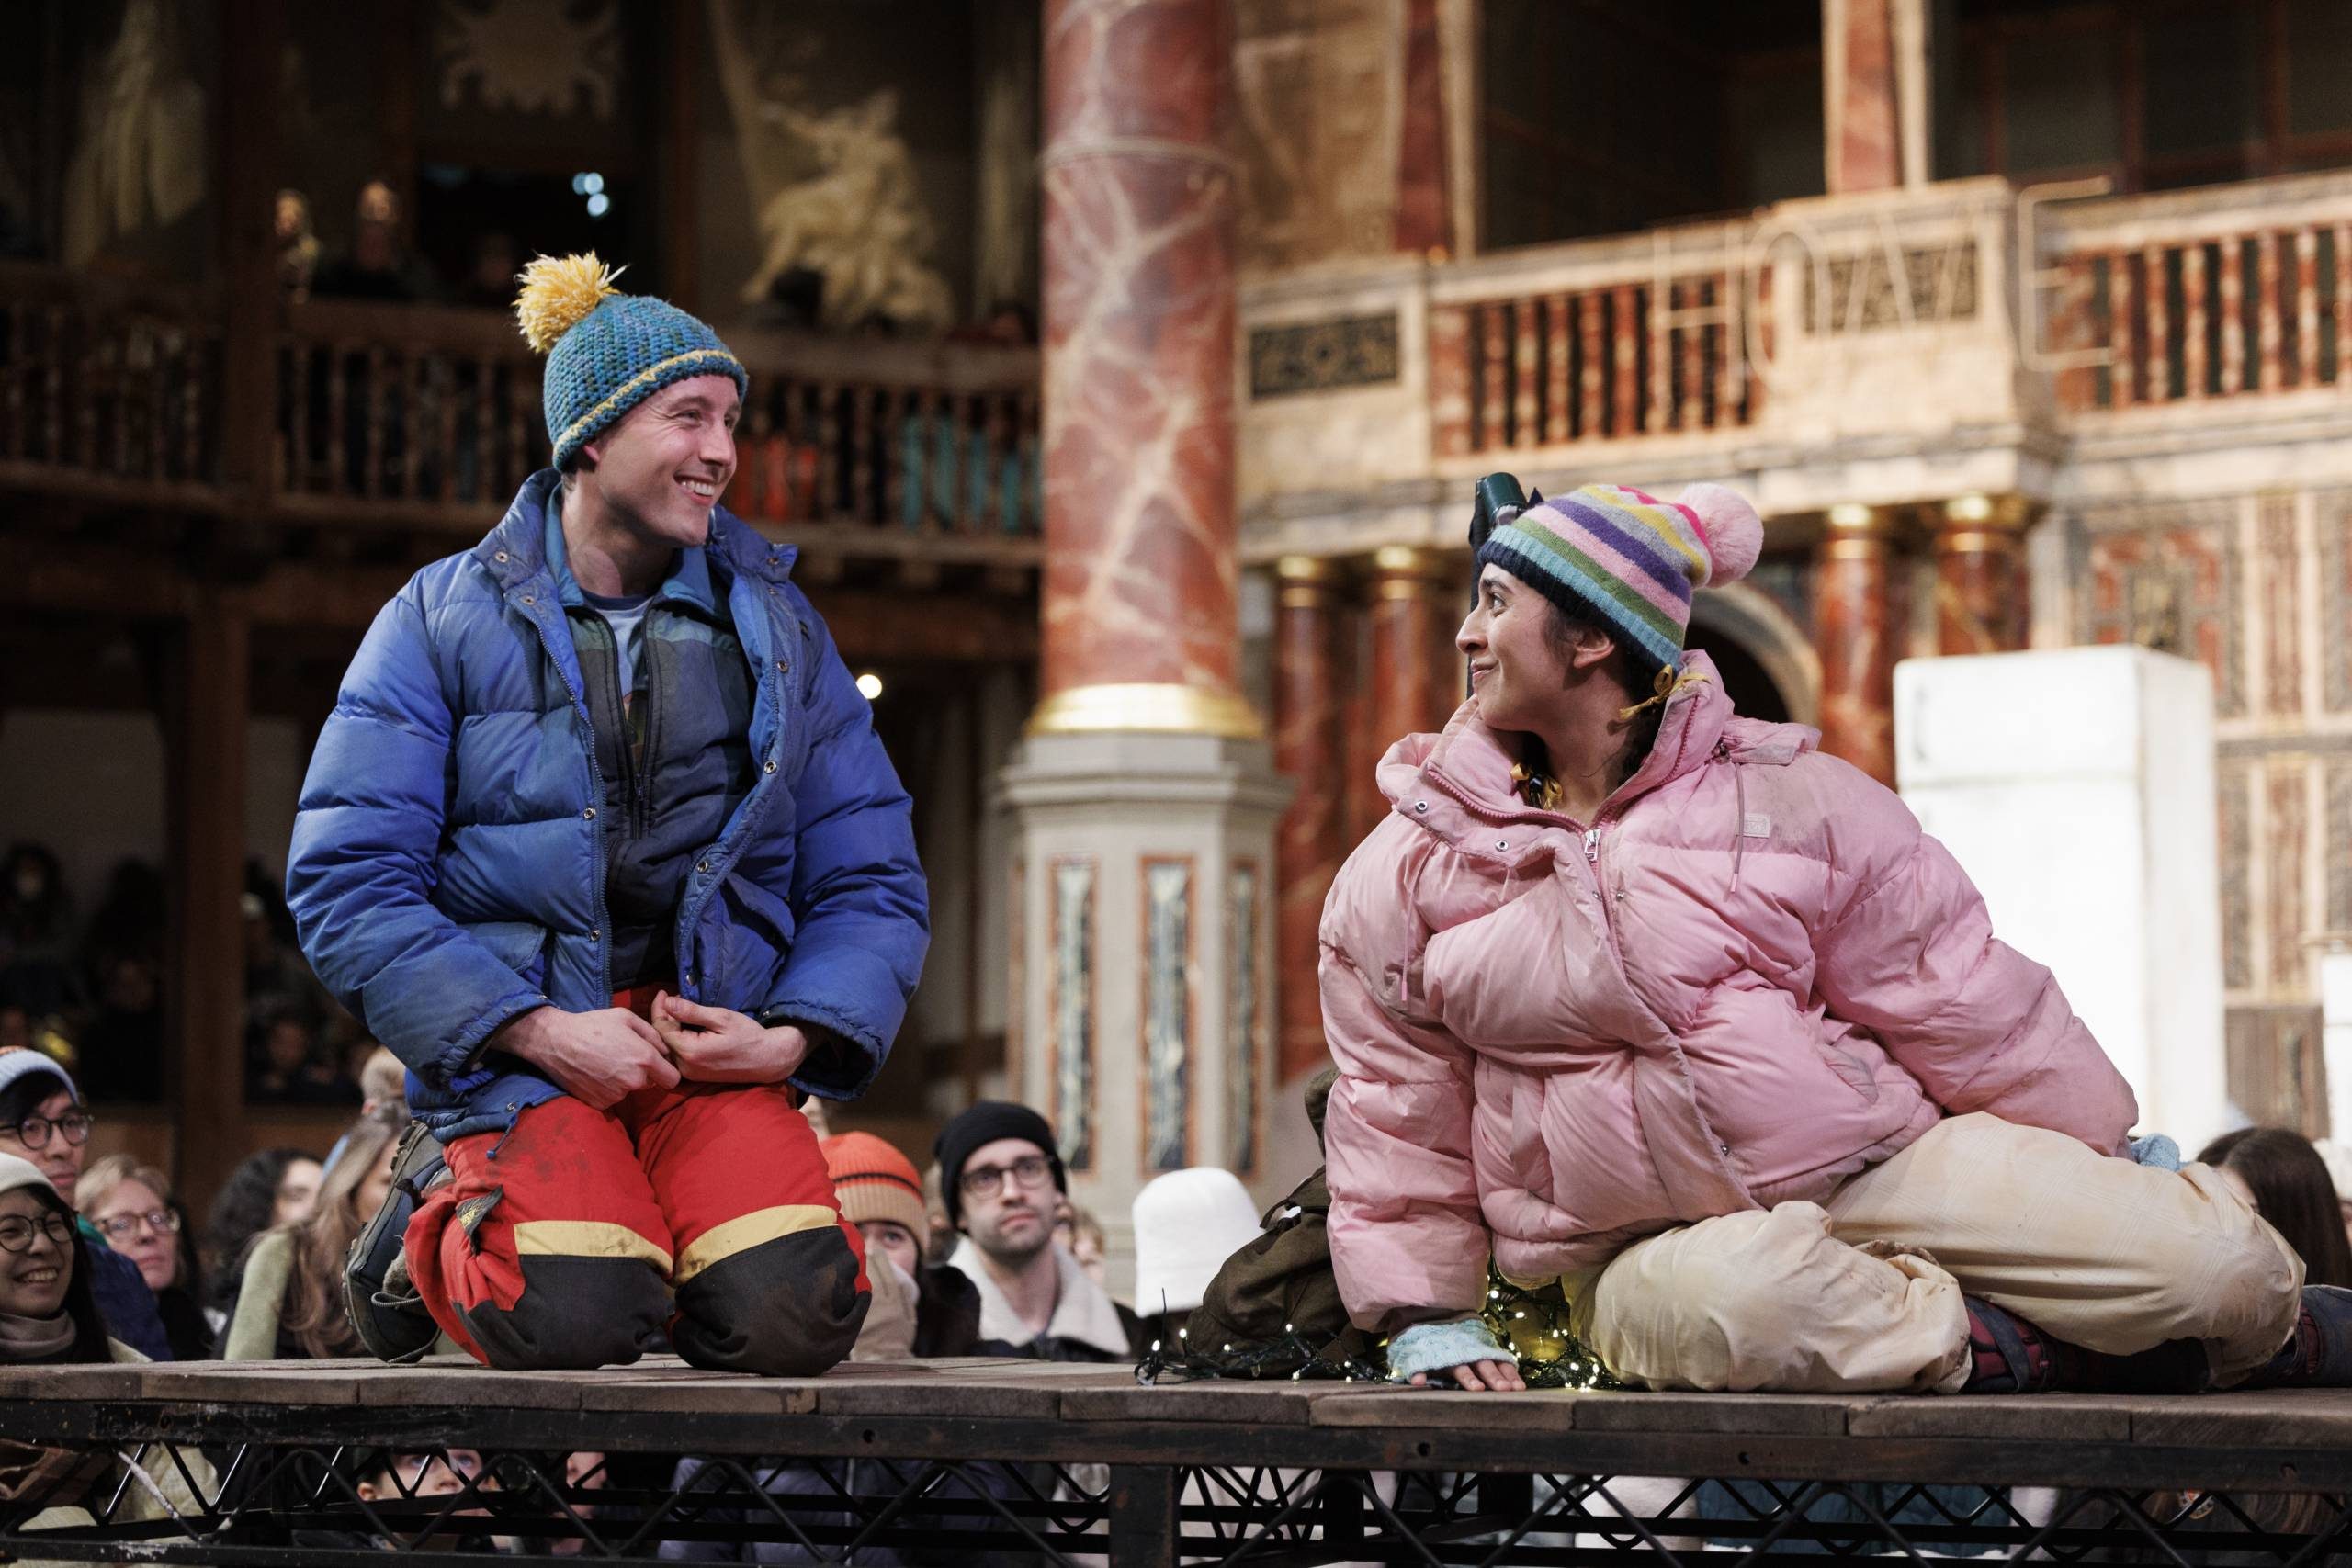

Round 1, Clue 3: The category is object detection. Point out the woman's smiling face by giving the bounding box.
[0,1187,72,1320]
[1458,565,1568,732]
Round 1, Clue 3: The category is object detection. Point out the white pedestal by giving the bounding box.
[1001,730,1290,1298]
[1894,647,2230,1155]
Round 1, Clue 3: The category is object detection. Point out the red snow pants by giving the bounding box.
[402,999,868,1375]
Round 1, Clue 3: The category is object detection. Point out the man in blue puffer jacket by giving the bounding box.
[286,255,929,1375]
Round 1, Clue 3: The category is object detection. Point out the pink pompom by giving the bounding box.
[1679,482,1763,587]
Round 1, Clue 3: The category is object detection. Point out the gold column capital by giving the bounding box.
[1821,502,1902,561]
[1368,544,1463,599]
[1276,555,1340,609]
[1936,492,2039,551]
[1026,682,1266,740]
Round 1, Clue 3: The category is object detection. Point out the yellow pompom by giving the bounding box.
[514,253,627,355]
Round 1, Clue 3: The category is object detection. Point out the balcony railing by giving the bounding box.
[0,265,1039,550]
[1430,221,1760,457]
[0,261,223,506]
[2043,169,2352,413]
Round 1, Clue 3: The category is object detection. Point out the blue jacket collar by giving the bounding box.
[475,469,797,604]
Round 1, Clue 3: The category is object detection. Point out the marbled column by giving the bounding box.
[1011,0,1297,1285]
[1035,0,1243,725]
[1393,0,1453,258]
[1826,0,1903,194]
[1814,503,1905,785]
[1369,546,1464,749]
[1934,494,2033,656]
[1273,557,1343,1085]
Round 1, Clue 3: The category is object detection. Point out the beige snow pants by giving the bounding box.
[1564,1113,2304,1393]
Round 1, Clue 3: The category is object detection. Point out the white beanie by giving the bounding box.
[0,1151,59,1201]
[1131,1167,1262,1318]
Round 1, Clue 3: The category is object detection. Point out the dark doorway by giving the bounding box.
[1685,625,1791,723]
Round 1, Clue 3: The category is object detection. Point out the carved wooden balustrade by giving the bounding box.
[2044,169,2352,413]
[1428,219,1761,457]
[0,260,225,508]
[0,266,1040,553]
[275,302,1042,543]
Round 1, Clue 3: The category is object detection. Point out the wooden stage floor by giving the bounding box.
[6,1356,2352,1562]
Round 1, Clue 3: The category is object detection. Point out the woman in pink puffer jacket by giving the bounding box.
[1321,479,2330,1397]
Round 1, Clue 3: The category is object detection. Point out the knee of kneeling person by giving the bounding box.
[462,1258,669,1371]
[676,1235,870,1376]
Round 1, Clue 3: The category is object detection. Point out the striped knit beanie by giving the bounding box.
[515,254,748,471]
[1475,482,1765,678]
[821,1132,929,1240]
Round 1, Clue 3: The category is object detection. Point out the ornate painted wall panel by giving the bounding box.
[1227,859,1263,1175]
[2074,502,2243,718]
[1139,856,1195,1174]
[1046,856,1096,1171]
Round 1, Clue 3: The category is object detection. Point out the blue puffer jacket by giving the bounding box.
[286,471,930,1141]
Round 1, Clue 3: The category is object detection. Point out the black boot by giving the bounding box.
[1962,1297,2206,1394]
[342,1119,447,1363]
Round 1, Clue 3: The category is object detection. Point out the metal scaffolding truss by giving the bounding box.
[6,1363,2352,1564]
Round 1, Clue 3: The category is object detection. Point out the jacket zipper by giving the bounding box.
[527,597,613,993]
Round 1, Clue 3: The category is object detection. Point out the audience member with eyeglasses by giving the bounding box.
[0,1048,170,1359]
[933,1101,1143,1362]
[0,1150,216,1533]
[77,1155,210,1361]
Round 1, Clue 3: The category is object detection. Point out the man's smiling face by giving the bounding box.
[574,374,741,548]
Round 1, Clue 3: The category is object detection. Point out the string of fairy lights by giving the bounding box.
[1135,1265,1620,1390]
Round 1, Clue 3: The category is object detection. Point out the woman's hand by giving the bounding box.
[650,992,810,1084]
[1408,1359,1525,1393]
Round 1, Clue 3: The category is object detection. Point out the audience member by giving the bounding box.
[822,1132,979,1358]
[1131,1168,1263,1342]
[0,841,79,1021]
[2198,1127,2352,1289]
[321,1047,408,1174]
[0,1047,168,1359]
[934,1101,1142,1361]
[0,1153,213,1536]
[201,1147,323,1325]
[76,859,166,1102]
[920,1161,954,1264]
[247,1006,359,1107]
[77,956,164,1104]
[312,179,435,302]
[1056,1200,1109,1292]
[76,1154,209,1361]
[220,1112,400,1359]
[275,188,320,302]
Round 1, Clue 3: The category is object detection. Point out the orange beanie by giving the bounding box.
[820,1132,927,1239]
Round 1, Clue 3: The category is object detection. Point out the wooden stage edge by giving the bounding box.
[5,1356,2352,1493]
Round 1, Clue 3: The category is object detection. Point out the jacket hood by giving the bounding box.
[1377,649,1820,838]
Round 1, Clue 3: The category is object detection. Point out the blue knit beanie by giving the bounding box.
[515,254,748,471]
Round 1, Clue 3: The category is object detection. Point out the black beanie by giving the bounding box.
[933,1100,1066,1226]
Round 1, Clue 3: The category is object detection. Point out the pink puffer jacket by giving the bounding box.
[1319,651,2138,1333]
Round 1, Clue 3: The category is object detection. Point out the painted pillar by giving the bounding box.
[1394,0,1453,259]
[1933,493,2033,656]
[1273,557,1342,1088]
[1004,0,1295,1285]
[1369,546,1464,751]
[1814,502,1905,785]
[1031,0,1244,729]
[1824,0,1928,193]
